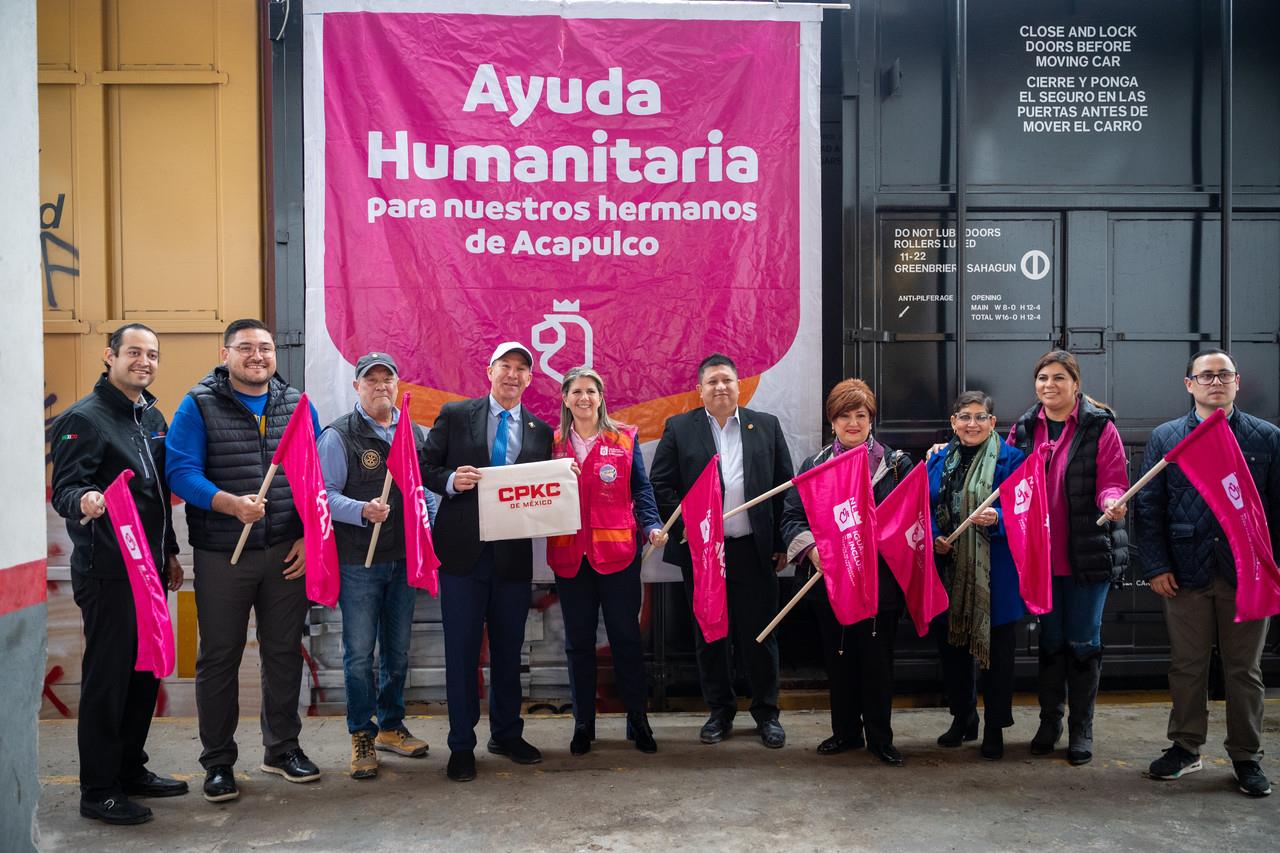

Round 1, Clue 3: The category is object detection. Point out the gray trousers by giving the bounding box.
[193,541,310,768]
[1164,573,1268,762]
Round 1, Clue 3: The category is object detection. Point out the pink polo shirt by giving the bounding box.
[1008,401,1128,577]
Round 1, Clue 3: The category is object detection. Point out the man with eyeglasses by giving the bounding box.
[1135,348,1279,797]
[317,352,437,779]
[166,318,323,803]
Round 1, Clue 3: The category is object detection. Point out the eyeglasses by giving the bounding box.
[1189,371,1237,386]
[954,413,993,424]
[230,343,276,356]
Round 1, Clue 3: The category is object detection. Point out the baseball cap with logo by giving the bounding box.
[488,341,533,366]
[355,352,399,378]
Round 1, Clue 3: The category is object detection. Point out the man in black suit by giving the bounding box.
[422,341,555,782]
[650,353,795,748]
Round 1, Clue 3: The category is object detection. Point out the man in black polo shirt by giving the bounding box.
[318,352,437,779]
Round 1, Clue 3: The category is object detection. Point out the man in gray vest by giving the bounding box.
[318,352,438,779]
[166,319,322,803]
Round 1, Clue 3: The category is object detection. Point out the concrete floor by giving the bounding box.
[34,700,1279,852]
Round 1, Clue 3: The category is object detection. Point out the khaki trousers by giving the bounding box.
[1164,574,1267,762]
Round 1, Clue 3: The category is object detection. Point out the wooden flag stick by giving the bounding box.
[641,505,683,562]
[364,471,395,567]
[723,480,795,522]
[1094,457,1168,526]
[681,480,798,544]
[942,488,1003,545]
[230,463,278,565]
[757,568,823,643]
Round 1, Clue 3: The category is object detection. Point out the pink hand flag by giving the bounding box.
[998,444,1053,615]
[876,462,948,636]
[386,393,441,596]
[271,393,341,607]
[682,456,728,643]
[1163,407,1280,622]
[102,469,175,677]
[793,444,879,626]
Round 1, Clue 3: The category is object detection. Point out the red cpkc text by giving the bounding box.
[498,482,562,502]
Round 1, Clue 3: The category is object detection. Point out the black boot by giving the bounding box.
[570,720,595,756]
[937,710,979,748]
[1030,650,1067,755]
[627,712,658,754]
[1066,652,1102,766]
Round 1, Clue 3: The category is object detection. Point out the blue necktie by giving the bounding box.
[491,410,511,467]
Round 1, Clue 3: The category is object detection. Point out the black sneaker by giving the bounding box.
[123,770,189,798]
[260,748,320,783]
[699,715,733,745]
[79,795,153,825]
[203,765,238,803]
[1233,761,1272,797]
[1146,745,1202,780]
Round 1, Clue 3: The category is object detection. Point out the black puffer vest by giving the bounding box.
[184,367,304,552]
[324,409,426,566]
[1013,396,1128,584]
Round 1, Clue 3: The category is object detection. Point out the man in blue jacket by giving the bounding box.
[1135,348,1279,797]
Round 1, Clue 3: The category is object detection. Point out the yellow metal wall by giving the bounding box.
[39,0,263,428]
[39,0,265,717]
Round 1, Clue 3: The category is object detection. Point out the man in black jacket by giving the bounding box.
[166,319,320,802]
[649,353,795,748]
[422,341,554,782]
[1136,349,1278,798]
[51,323,187,825]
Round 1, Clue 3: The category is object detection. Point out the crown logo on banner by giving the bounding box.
[551,299,580,312]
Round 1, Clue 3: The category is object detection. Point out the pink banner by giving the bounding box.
[271,393,342,607]
[876,463,948,637]
[387,393,441,595]
[681,456,728,643]
[1163,408,1280,622]
[794,444,879,626]
[102,470,174,678]
[321,11,800,429]
[998,445,1053,615]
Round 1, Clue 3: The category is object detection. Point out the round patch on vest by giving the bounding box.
[360,449,382,470]
[599,463,618,483]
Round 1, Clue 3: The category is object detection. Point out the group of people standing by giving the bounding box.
[51,321,1276,826]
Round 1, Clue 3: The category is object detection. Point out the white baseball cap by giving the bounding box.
[488,341,533,366]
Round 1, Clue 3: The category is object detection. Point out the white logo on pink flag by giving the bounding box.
[1222,472,1245,510]
[120,524,144,561]
[905,518,927,551]
[1013,476,1033,514]
[833,499,863,532]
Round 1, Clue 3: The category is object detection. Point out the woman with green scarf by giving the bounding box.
[926,390,1026,760]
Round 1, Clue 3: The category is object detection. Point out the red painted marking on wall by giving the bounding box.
[0,559,47,617]
[43,665,70,717]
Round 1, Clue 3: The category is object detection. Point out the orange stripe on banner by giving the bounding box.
[0,559,48,618]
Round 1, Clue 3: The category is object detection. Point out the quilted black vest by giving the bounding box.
[184,368,304,552]
[1013,396,1128,584]
[325,409,426,566]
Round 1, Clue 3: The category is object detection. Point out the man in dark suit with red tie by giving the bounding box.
[422,342,554,782]
[649,353,795,749]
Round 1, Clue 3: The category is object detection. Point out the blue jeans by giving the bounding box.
[1037,576,1109,660]
[338,560,417,736]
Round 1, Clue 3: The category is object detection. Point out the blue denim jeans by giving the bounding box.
[1037,576,1109,660]
[338,559,417,736]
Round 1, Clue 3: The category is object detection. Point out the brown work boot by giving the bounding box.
[375,726,430,758]
[350,732,378,779]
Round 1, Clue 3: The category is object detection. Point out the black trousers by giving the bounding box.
[682,537,780,725]
[193,541,310,768]
[558,557,648,723]
[72,573,160,799]
[808,581,899,747]
[931,616,1017,728]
